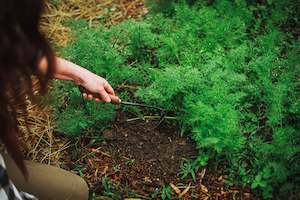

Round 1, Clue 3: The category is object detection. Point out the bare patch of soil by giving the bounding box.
[99,111,197,192]
[65,111,197,197]
[62,111,257,199]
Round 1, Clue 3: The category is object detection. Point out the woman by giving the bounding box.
[0,0,120,199]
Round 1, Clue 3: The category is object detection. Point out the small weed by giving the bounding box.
[125,159,135,166]
[151,188,161,199]
[101,176,120,199]
[74,164,85,177]
[113,164,121,173]
[161,185,172,200]
[179,158,199,182]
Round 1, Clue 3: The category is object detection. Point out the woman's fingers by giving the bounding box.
[97,89,111,102]
[82,88,120,103]
[82,91,109,102]
[104,82,115,95]
[109,95,121,104]
[87,94,93,100]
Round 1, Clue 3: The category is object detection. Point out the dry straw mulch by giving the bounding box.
[18,102,70,167]
[41,0,147,47]
[19,0,147,166]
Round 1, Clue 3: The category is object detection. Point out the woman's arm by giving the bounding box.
[39,57,120,103]
[53,57,92,84]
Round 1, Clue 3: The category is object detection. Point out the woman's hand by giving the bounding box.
[48,57,120,104]
[80,71,120,103]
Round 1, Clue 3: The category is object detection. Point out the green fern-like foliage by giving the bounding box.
[52,0,300,198]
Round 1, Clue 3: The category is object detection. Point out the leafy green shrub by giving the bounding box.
[51,80,115,136]
[53,0,300,198]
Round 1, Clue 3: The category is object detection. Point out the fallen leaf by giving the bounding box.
[124,199,142,200]
[102,129,114,139]
[199,168,206,183]
[200,184,208,193]
[244,192,251,198]
[88,158,94,167]
[143,177,152,183]
[203,196,209,200]
[218,175,223,181]
[179,182,191,197]
[94,168,98,177]
[101,166,108,176]
[91,147,102,153]
[170,183,181,195]
[96,196,114,200]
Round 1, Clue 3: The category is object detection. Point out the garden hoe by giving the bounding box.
[78,86,167,126]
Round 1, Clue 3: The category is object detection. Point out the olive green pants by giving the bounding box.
[3,154,89,200]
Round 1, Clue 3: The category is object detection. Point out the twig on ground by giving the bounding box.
[126,115,177,122]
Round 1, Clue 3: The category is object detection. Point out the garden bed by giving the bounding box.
[63,111,257,199]
[20,0,299,199]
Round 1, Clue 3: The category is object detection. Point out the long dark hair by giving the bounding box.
[0,0,54,177]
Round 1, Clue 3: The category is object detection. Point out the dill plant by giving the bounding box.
[53,0,300,198]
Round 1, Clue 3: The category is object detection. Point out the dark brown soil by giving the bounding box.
[100,111,197,190]
[63,111,257,199]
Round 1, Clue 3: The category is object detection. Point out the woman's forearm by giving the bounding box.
[53,57,87,84]
[39,57,90,85]
[38,56,120,103]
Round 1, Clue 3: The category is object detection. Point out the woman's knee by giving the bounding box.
[3,153,89,200]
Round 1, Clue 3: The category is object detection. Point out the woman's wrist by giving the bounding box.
[54,57,88,85]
